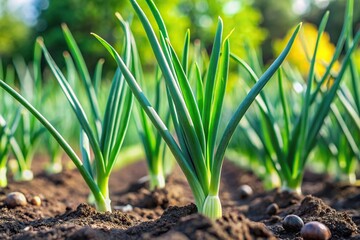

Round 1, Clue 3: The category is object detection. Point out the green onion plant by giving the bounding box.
[0,115,10,187]
[0,111,22,187]
[0,24,133,211]
[232,0,359,194]
[232,116,282,189]
[9,44,46,181]
[319,99,359,184]
[133,66,170,190]
[92,0,300,219]
[42,51,84,174]
[319,37,360,183]
[0,61,10,187]
[0,62,21,187]
[328,14,360,183]
[130,32,171,189]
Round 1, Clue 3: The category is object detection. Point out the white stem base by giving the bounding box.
[149,173,166,190]
[0,167,7,187]
[201,195,222,220]
[281,185,302,195]
[14,169,34,182]
[339,173,356,185]
[45,162,63,175]
[95,198,112,212]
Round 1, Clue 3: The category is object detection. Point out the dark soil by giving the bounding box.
[0,155,359,239]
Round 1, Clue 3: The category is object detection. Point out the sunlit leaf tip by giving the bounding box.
[115,12,124,21]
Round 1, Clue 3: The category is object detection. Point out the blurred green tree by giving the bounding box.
[0,0,30,60]
[179,0,266,59]
[34,0,265,70]
[0,15,29,57]
[34,0,125,69]
[253,0,299,61]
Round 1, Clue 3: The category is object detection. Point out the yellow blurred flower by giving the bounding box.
[274,23,340,77]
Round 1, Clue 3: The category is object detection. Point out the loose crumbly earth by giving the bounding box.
[0,155,359,239]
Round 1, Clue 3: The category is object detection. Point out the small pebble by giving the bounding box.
[301,221,331,240]
[29,196,42,206]
[283,214,304,232]
[5,192,27,208]
[23,226,32,231]
[266,203,279,215]
[114,204,133,212]
[238,184,253,199]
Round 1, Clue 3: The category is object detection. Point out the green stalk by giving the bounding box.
[278,68,290,153]
[0,122,8,187]
[96,174,111,211]
[230,54,291,181]
[209,23,301,197]
[149,154,166,189]
[337,89,360,131]
[292,12,329,182]
[345,0,360,114]
[0,155,8,188]
[62,24,102,138]
[330,104,359,184]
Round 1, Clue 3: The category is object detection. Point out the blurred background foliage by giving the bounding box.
[0,0,359,70]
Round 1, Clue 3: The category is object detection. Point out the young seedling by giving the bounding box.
[92,0,300,219]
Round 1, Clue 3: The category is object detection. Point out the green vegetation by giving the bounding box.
[0,113,20,187]
[92,0,300,219]
[0,0,359,223]
[133,66,170,190]
[0,23,134,211]
[231,0,359,193]
[9,44,46,181]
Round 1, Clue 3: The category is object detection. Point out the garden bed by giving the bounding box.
[0,156,359,239]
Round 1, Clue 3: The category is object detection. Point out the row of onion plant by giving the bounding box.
[0,20,133,211]
[232,0,359,194]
